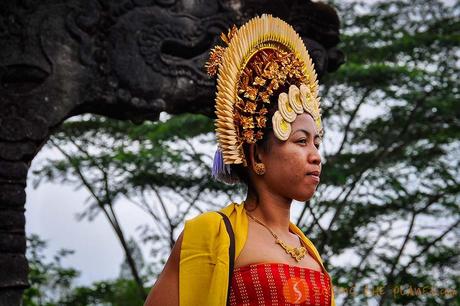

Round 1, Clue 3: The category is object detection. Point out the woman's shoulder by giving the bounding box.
[185,202,238,226]
[185,210,222,228]
[182,202,239,242]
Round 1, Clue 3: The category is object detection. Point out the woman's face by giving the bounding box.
[260,113,322,202]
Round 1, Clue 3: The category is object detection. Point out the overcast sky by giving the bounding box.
[25,157,154,285]
[25,152,309,286]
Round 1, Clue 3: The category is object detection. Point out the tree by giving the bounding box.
[296,0,459,304]
[61,279,145,306]
[23,234,80,306]
[32,113,242,295]
[23,233,147,306]
[119,238,145,280]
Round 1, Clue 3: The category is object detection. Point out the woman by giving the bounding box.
[145,15,335,306]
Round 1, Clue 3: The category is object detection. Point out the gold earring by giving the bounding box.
[254,163,266,175]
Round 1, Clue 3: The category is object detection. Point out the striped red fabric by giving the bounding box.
[229,263,331,306]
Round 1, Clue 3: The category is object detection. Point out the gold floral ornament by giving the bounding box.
[256,115,267,129]
[241,115,255,129]
[207,15,322,166]
[205,25,238,76]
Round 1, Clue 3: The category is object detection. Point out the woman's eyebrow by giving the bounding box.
[295,129,320,139]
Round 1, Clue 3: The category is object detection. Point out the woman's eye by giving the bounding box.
[315,143,321,149]
[298,139,307,144]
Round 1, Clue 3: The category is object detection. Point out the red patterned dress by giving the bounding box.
[229,263,332,306]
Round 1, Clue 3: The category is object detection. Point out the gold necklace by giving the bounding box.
[246,211,307,262]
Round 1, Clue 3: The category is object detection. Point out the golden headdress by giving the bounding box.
[207,15,322,174]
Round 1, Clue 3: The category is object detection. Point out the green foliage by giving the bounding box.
[31,112,242,302]
[23,235,80,306]
[33,112,235,202]
[23,234,147,306]
[308,0,460,304]
[60,279,144,306]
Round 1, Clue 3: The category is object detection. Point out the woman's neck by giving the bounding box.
[243,193,292,234]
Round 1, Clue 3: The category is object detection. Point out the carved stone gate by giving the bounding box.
[0,0,343,304]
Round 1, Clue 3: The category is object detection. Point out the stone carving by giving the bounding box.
[0,0,343,304]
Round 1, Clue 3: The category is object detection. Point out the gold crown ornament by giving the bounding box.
[207,15,322,181]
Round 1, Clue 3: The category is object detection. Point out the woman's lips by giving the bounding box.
[307,174,320,182]
[306,171,320,182]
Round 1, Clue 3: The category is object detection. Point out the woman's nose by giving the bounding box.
[308,147,321,165]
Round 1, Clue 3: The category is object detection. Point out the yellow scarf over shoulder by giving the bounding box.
[179,202,336,305]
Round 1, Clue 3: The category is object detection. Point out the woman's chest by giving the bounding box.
[234,222,323,273]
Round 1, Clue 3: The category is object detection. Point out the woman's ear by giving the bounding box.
[248,142,267,176]
[248,143,264,168]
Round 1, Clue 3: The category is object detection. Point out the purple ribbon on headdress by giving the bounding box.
[211,147,232,181]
